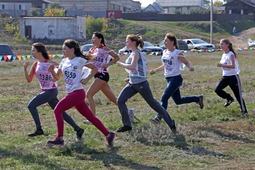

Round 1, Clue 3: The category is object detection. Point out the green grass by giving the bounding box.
[1,50,255,169]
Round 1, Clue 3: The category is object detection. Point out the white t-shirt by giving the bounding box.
[219,51,240,76]
[59,57,88,93]
[162,49,182,77]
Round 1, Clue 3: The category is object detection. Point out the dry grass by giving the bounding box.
[0,51,255,169]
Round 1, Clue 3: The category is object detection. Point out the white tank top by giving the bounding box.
[219,51,240,76]
[162,49,182,77]
[59,57,88,93]
[34,60,57,90]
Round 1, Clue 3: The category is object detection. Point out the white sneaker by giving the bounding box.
[83,119,92,125]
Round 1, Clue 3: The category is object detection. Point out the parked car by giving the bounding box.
[81,44,94,54]
[0,44,15,61]
[248,38,255,48]
[157,39,188,50]
[182,39,215,50]
[118,41,163,55]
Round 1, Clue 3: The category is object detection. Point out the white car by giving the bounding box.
[248,39,255,48]
[183,39,215,50]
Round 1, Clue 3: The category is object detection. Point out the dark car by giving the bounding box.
[0,44,15,61]
[118,41,163,55]
[157,39,188,50]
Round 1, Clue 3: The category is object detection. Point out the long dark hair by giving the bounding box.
[165,33,179,49]
[93,32,106,46]
[32,42,49,59]
[221,39,236,57]
[127,34,144,49]
[63,39,90,60]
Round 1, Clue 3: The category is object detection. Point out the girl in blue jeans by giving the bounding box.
[24,43,84,140]
[149,33,204,124]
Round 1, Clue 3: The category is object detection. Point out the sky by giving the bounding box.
[136,0,224,7]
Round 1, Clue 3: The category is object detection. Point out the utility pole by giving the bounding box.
[210,0,213,44]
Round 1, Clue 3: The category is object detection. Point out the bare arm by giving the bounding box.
[117,51,139,70]
[103,47,120,68]
[23,61,36,83]
[48,64,62,82]
[150,64,164,74]
[178,53,194,71]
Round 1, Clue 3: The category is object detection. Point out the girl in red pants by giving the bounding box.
[47,39,115,146]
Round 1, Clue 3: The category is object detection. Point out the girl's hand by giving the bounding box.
[217,63,222,67]
[189,67,194,71]
[102,63,110,69]
[23,62,30,68]
[150,69,156,75]
[124,78,129,83]
[80,78,89,85]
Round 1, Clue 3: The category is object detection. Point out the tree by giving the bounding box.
[214,0,224,6]
[31,7,39,16]
[44,8,65,17]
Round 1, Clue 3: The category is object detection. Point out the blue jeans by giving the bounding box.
[117,80,175,128]
[28,88,81,131]
[157,75,199,120]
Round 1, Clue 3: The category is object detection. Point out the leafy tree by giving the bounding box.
[44,8,64,17]
[214,1,224,6]
[86,16,108,38]
[31,7,39,16]
[49,3,61,9]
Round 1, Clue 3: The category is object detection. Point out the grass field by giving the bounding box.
[0,50,255,170]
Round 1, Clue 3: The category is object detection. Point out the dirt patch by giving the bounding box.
[227,27,255,49]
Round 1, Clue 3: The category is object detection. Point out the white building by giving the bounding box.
[19,16,86,40]
[155,0,205,14]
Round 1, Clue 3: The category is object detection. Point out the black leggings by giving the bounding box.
[215,75,247,113]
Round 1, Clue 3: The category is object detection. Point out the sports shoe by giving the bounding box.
[224,98,234,107]
[28,129,44,137]
[242,111,248,117]
[83,119,92,125]
[170,120,177,135]
[198,95,204,109]
[47,137,64,146]
[76,128,84,141]
[149,117,161,125]
[106,132,115,146]
[116,125,132,132]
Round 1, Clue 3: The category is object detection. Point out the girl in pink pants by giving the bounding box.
[47,39,115,146]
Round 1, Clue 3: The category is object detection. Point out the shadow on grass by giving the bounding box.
[67,143,161,170]
[0,148,63,169]
[199,126,255,144]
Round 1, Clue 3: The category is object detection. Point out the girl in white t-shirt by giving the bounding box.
[47,39,115,146]
[149,33,204,125]
[215,39,248,116]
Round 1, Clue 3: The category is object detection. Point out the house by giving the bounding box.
[52,0,141,18]
[143,2,164,13]
[19,16,86,40]
[224,0,255,15]
[0,0,51,17]
[155,0,205,14]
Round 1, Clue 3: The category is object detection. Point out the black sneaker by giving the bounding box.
[106,132,115,146]
[47,137,64,146]
[170,120,176,135]
[224,98,234,107]
[116,125,132,132]
[76,128,84,141]
[149,117,161,125]
[198,95,204,109]
[28,129,44,137]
